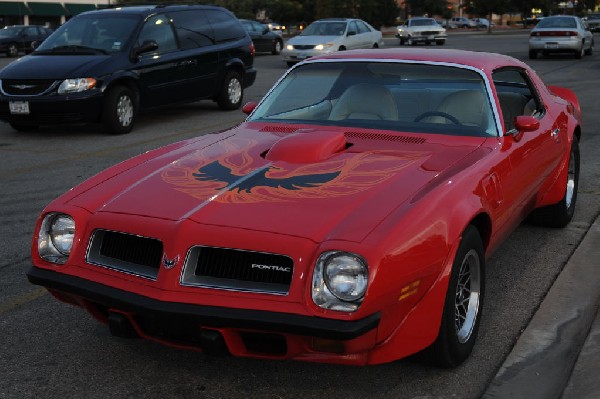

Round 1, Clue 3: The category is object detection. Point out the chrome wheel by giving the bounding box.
[116,94,134,127]
[227,78,242,105]
[7,43,18,57]
[455,249,481,344]
[565,147,576,209]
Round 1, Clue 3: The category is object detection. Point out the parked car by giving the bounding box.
[436,19,457,29]
[584,13,600,32]
[28,48,581,367]
[472,18,494,28]
[265,21,285,36]
[396,17,447,45]
[529,15,594,59]
[450,16,476,28]
[0,5,256,134]
[240,19,284,55]
[0,25,53,57]
[281,18,383,66]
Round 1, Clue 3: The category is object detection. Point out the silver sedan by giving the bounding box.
[529,15,594,59]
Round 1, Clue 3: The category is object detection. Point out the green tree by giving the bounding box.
[405,0,452,17]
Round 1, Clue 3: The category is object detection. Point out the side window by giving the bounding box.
[170,10,214,49]
[357,21,371,33]
[492,68,544,131]
[137,14,178,54]
[348,21,359,34]
[205,10,245,43]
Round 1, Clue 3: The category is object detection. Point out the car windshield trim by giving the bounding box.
[249,58,503,137]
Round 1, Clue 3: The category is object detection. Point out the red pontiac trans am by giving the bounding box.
[28,49,581,367]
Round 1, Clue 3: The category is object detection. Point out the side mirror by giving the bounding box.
[512,115,540,141]
[136,40,159,55]
[242,101,257,115]
[263,27,270,35]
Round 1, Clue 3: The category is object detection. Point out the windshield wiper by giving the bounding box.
[34,45,108,55]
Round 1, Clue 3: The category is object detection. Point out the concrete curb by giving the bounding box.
[483,215,600,399]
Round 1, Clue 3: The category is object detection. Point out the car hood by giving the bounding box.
[65,123,487,243]
[0,54,115,79]
[289,35,342,45]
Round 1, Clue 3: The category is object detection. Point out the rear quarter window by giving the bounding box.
[205,9,246,42]
[169,10,214,49]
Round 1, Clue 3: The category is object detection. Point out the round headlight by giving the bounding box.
[312,251,368,312]
[324,254,368,301]
[49,215,75,255]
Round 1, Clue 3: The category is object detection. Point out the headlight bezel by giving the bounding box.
[311,250,368,312]
[57,78,97,94]
[38,213,75,264]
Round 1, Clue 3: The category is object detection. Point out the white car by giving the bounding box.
[529,15,594,59]
[282,18,384,66]
[396,17,447,45]
[450,16,476,28]
[472,18,495,28]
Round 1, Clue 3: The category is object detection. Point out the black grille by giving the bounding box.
[87,230,163,280]
[182,246,294,294]
[1,79,57,96]
[293,45,314,50]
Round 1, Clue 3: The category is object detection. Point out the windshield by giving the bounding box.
[411,19,437,27]
[249,61,498,137]
[36,14,140,54]
[0,27,21,37]
[301,21,347,36]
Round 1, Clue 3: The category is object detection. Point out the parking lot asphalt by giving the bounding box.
[483,214,600,399]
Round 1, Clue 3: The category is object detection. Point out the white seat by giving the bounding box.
[427,90,488,127]
[329,83,398,121]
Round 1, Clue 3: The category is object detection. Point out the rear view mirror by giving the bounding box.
[513,115,540,141]
[242,102,257,115]
[136,40,158,55]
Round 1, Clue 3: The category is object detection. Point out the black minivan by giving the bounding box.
[0,5,256,134]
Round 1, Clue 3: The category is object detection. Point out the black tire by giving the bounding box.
[585,39,594,55]
[102,86,137,134]
[529,49,537,59]
[575,43,584,59]
[529,136,580,228]
[272,40,283,55]
[338,46,346,51]
[372,43,379,48]
[399,37,406,45]
[7,43,18,57]
[217,71,243,110]
[426,225,485,367]
[436,40,445,46]
[9,122,38,132]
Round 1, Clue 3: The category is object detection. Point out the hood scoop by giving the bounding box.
[265,131,347,163]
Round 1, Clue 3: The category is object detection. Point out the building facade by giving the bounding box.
[0,0,100,28]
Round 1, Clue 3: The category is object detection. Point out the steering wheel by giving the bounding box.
[414,111,462,125]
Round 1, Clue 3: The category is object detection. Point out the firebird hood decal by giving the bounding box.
[162,140,412,205]
[193,161,341,194]
[68,129,484,242]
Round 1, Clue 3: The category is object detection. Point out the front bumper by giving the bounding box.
[28,265,380,342]
[282,48,334,63]
[0,91,103,126]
